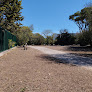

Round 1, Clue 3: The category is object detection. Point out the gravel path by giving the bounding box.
[30,46,92,66]
[0,47,92,92]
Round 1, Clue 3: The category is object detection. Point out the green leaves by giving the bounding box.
[69,7,92,31]
[31,33,45,45]
[8,39,16,49]
[0,0,24,33]
[15,26,33,45]
[69,3,92,46]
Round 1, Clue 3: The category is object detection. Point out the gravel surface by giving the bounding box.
[30,46,92,66]
[46,46,92,58]
[0,47,92,92]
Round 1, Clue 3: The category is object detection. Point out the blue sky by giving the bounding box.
[21,0,91,34]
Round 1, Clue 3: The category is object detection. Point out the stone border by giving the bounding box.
[0,47,17,57]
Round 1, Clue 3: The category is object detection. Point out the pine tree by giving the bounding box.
[0,0,24,33]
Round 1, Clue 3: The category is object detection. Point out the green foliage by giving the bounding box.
[0,0,24,33]
[15,26,33,45]
[76,30,92,46]
[45,36,53,45]
[69,7,92,31]
[8,39,16,49]
[14,25,46,45]
[42,30,54,45]
[69,3,92,46]
[20,87,26,92]
[55,30,75,45]
[29,33,45,45]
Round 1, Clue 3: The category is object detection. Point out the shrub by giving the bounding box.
[8,39,16,49]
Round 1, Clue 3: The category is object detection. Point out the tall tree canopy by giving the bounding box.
[0,0,24,33]
[69,3,92,46]
[69,6,92,31]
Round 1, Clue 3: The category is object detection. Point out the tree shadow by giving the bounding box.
[39,55,67,64]
[70,53,92,58]
[68,46,92,51]
[38,54,77,67]
[38,53,92,66]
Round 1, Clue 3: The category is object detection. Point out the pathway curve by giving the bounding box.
[30,46,92,66]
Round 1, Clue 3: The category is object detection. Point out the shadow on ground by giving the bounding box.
[70,53,92,58]
[38,53,92,66]
[68,46,92,51]
[39,55,64,63]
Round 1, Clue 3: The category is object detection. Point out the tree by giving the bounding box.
[51,33,57,44]
[29,24,34,31]
[86,3,92,31]
[42,30,52,38]
[0,0,24,33]
[69,3,92,46]
[76,30,90,46]
[29,33,45,45]
[46,36,53,45]
[55,29,75,45]
[42,30,53,45]
[15,26,33,45]
[85,2,92,8]
[69,6,92,31]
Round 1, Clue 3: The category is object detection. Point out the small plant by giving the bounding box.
[8,39,16,49]
[20,87,26,92]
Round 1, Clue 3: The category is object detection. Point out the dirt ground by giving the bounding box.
[45,45,92,58]
[0,47,92,92]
